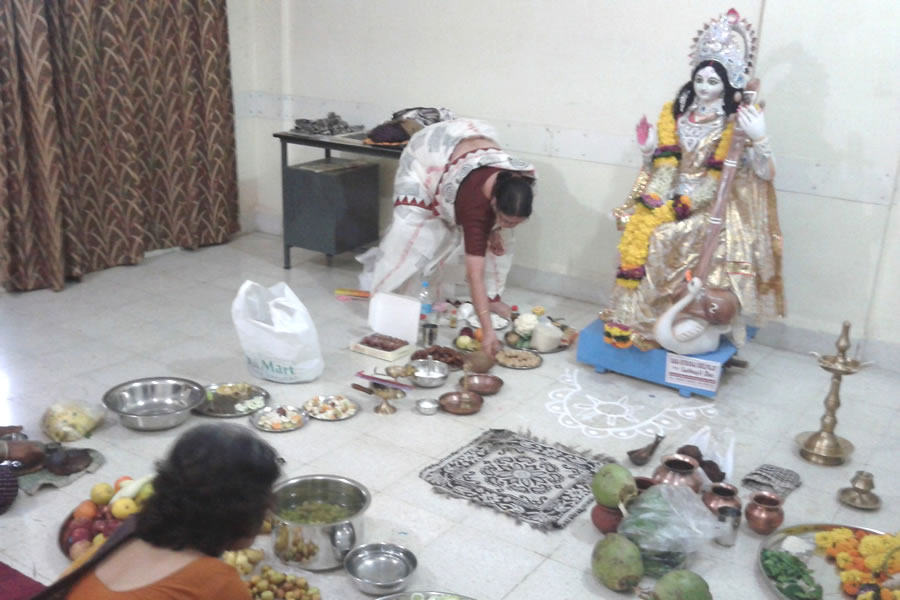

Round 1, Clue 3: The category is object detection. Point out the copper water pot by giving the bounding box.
[652,454,703,492]
[745,491,784,535]
[702,482,742,514]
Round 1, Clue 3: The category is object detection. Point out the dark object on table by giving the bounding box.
[45,448,93,476]
[676,444,703,462]
[292,112,360,136]
[627,434,664,466]
[367,120,423,146]
[0,465,19,514]
[700,459,725,483]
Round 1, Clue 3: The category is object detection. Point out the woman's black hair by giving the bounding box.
[493,170,535,218]
[673,60,740,119]
[135,424,281,556]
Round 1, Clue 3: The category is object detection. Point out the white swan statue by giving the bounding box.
[654,278,732,355]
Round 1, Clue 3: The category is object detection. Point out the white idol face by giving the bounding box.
[693,65,725,103]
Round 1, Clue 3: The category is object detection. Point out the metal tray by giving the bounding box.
[494,349,543,370]
[376,593,477,600]
[302,395,360,421]
[194,382,270,418]
[758,523,885,600]
[251,405,310,433]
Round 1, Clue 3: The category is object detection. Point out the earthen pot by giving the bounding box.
[635,476,657,495]
[652,454,703,493]
[745,491,784,535]
[590,504,624,534]
[702,482,742,515]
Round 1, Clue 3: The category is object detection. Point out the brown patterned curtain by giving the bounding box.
[0,0,239,292]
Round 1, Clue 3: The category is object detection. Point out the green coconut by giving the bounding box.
[650,569,712,600]
[591,463,637,509]
[591,533,644,592]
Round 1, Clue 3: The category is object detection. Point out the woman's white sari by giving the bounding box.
[358,119,534,297]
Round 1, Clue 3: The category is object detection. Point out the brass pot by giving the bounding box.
[652,454,702,492]
[701,482,742,515]
[745,491,784,535]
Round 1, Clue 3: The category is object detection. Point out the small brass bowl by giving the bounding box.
[458,374,503,396]
[438,391,484,415]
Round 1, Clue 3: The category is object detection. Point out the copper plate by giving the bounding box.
[438,391,484,415]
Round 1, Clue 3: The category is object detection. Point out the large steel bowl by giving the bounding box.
[344,542,417,595]
[102,377,206,431]
[408,359,449,388]
[272,474,371,570]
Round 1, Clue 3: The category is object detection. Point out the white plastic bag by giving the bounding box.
[684,425,735,482]
[231,281,324,383]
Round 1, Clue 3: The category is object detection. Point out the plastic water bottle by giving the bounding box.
[418,281,435,324]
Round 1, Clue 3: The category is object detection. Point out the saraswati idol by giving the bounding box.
[601,9,785,354]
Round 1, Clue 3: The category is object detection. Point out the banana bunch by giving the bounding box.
[222,547,265,576]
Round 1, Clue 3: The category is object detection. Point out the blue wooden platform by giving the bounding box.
[576,319,739,398]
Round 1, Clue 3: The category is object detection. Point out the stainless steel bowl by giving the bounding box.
[272,474,371,570]
[408,359,449,388]
[344,543,417,595]
[102,377,206,431]
[415,398,439,415]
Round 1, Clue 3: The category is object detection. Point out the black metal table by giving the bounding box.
[273,131,403,267]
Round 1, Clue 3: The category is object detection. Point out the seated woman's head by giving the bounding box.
[492,171,535,228]
[135,424,280,556]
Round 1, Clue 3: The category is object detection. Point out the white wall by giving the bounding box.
[227,1,900,364]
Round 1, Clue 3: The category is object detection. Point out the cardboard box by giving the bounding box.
[349,340,416,362]
[349,292,420,361]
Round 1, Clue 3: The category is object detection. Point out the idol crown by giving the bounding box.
[689,8,757,89]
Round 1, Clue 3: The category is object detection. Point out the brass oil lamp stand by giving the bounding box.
[794,321,863,466]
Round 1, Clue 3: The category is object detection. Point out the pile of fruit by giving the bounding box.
[245,565,321,600]
[61,475,153,560]
[222,547,265,576]
[274,525,319,563]
[454,326,482,352]
[814,527,900,598]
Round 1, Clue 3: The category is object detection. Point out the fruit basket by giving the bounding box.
[57,475,153,560]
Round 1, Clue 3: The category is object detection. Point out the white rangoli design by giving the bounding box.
[546,368,718,439]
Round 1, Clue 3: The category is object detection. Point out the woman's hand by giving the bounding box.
[481,328,502,356]
[737,105,766,141]
[487,228,506,256]
[636,115,657,155]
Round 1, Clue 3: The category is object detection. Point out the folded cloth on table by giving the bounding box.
[742,463,801,497]
[292,112,362,136]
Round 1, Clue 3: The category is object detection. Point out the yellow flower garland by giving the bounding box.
[606,102,737,348]
[615,104,735,290]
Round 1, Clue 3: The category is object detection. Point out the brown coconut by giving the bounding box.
[465,350,495,373]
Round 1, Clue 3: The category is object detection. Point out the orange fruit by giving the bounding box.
[474,328,484,342]
[73,500,98,520]
[114,476,133,492]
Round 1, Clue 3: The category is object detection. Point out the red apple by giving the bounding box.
[90,519,107,536]
[68,527,91,544]
[67,517,93,537]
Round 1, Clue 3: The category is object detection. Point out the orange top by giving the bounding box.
[67,555,250,600]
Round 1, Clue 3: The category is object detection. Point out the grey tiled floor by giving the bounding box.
[1,233,897,599]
